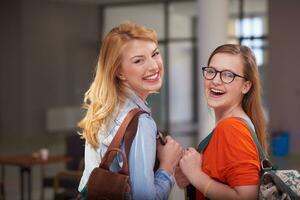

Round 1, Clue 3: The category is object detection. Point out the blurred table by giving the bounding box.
[0,154,70,200]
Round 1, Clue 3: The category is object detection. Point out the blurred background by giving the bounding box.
[0,0,300,199]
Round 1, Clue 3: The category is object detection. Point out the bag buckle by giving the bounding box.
[261,159,273,171]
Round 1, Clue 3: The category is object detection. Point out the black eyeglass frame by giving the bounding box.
[201,67,247,84]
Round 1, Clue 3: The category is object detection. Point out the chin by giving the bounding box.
[207,101,220,109]
[147,86,161,94]
[148,82,162,91]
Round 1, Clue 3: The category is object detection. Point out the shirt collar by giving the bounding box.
[127,89,151,113]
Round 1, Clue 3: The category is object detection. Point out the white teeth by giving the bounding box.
[211,88,224,93]
[145,73,159,80]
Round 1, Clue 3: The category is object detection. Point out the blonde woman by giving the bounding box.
[176,44,268,200]
[78,21,183,200]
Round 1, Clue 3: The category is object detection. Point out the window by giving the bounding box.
[228,0,269,108]
[228,0,268,67]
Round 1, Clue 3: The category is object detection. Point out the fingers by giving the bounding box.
[157,135,185,174]
[165,136,184,155]
[185,147,197,153]
[179,148,201,165]
[183,147,198,157]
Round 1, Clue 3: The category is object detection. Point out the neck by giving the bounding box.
[137,93,148,102]
[125,85,148,102]
[214,103,245,123]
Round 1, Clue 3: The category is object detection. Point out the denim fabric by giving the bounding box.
[78,90,174,200]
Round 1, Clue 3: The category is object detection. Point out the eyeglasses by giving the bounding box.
[202,67,247,84]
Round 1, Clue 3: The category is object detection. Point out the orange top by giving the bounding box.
[196,118,260,200]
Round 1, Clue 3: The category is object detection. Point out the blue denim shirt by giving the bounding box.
[78,91,174,200]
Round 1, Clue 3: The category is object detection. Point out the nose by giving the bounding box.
[148,58,159,71]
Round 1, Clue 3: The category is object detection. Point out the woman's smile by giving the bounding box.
[143,71,160,82]
[209,87,226,97]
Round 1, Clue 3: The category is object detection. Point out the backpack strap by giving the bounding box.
[185,131,214,200]
[123,110,148,167]
[197,131,213,152]
[238,118,273,172]
[238,118,266,161]
[186,131,213,200]
[100,108,146,174]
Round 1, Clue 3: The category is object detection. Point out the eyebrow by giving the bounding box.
[152,47,159,53]
[209,66,234,72]
[129,47,159,60]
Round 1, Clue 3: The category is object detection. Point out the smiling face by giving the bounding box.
[204,53,251,116]
[117,39,164,101]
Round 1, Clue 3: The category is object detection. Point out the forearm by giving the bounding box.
[130,115,174,200]
[190,171,258,200]
[131,167,174,200]
[154,169,175,199]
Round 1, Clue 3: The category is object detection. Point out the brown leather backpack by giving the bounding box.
[86,108,146,200]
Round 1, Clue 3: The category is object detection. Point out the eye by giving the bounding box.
[152,51,160,57]
[206,68,215,74]
[133,59,142,64]
[223,71,234,78]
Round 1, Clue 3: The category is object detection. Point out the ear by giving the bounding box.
[116,70,126,81]
[242,81,252,94]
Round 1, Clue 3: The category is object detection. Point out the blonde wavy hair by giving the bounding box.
[78,21,158,149]
[207,44,268,154]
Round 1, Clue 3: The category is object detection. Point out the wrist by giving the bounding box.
[159,163,175,174]
[203,179,213,197]
[189,171,210,190]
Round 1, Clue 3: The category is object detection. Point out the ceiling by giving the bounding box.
[49,0,193,5]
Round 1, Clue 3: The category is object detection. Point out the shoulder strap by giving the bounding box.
[100,108,146,174]
[123,110,147,164]
[238,118,266,161]
[238,118,273,171]
[197,131,213,152]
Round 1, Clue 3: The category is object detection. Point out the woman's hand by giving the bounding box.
[174,165,190,189]
[157,136,183,174]
[179,148,202,182]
